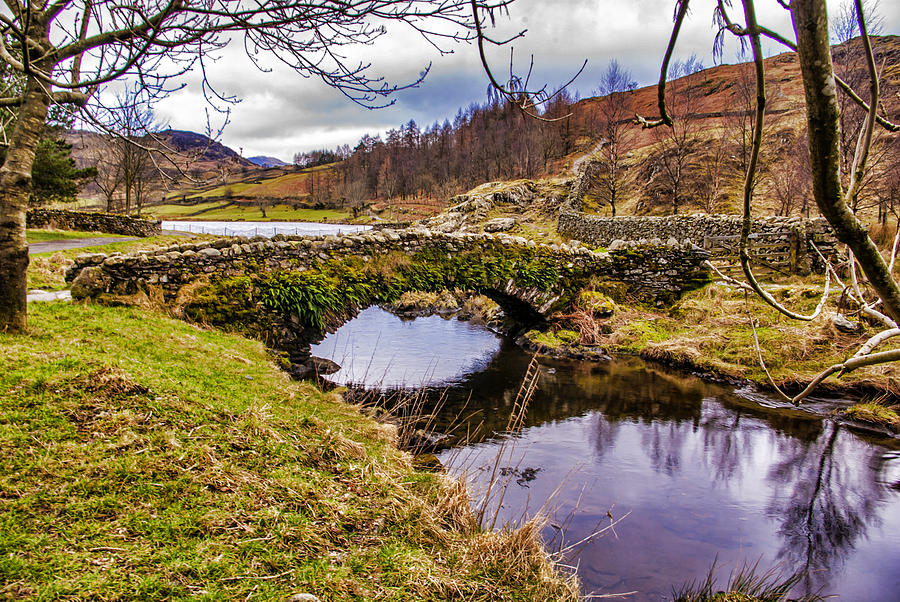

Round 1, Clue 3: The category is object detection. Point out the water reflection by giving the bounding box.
[766,422,895,597]
[315,307,900,601]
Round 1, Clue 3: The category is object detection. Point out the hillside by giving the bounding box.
[557,35,900,217]
[69,36,900,224]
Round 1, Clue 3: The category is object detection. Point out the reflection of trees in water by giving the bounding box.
[766,422,888,595]
[421,348,719,444]
[422,341,899,597]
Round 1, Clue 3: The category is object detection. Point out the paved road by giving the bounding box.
[28,236,138,255]
[27,289,72,303]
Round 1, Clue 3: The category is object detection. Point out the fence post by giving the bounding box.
[788,228,799,274]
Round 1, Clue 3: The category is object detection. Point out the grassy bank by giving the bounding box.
[0,302,576,600]
[26,229,123,243]
[590,280,900,400]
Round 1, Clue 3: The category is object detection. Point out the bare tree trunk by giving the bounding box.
[791,0,900,323]
[0,78,51,332]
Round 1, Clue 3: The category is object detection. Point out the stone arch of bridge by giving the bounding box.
[291,285,551,380]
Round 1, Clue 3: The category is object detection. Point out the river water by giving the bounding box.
[311,307,900,601]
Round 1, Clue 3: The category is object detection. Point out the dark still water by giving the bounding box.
[312,308,900,601]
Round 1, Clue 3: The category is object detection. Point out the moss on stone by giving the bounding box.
[577,290,616,317]
[524,328,581,350]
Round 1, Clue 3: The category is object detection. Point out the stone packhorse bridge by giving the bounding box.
[67,227,712,376]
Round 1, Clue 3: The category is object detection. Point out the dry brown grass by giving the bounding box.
[597,281,900,398]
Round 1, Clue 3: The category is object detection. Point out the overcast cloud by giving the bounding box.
[152,0,900,162]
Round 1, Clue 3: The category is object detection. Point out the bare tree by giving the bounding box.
[0,0,510,332]
[91,137,123,212]
[769,130,813,217]
[683,0,900,401]
[592,60,637,216]
[104,88,164,216]
[640,57,705,215]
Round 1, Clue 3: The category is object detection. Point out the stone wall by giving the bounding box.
[66,228,712,308]
[27,208,162,237]
[558,209,838,273]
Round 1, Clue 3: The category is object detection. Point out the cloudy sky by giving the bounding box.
[153,0,900,162]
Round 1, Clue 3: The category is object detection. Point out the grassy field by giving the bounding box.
[26,229,122,243]
[166,164,336,202]
[27,235,202,291]
[147,203,354,223]
[0,302,577,600]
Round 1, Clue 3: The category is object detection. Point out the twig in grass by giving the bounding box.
[88,546,125,552]
[745,291,793,403]
[218,569,293,582]
[237,535,274,544]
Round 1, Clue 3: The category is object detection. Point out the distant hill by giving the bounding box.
[67,129,256,172]
[159,130,254,166]
[248,156,290,168]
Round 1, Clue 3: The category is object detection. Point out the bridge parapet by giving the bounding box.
[66,227,711,310]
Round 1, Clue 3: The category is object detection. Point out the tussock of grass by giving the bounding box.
[391,290,461,312]
[27,251,75,291]
[0,303,577,600]
[843,401,900,428]
[671,559,824,602]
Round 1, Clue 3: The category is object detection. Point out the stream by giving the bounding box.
[311,307,900,601]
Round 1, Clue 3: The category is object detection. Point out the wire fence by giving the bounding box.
[162,221,371,238]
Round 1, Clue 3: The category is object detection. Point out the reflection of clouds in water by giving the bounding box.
[311,307,502,388]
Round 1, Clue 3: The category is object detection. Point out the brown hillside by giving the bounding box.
[556,35,900,217]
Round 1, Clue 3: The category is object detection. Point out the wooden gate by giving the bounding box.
[704,231,801,275]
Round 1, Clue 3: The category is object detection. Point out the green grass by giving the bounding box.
[0,303,577,600]
[145,201,230,217]
[559,280,900,396]
[148,203,352,223]
[166,165,336,202]
[844,401,900,427]
[28,235,205,291]
[26,229,122,243]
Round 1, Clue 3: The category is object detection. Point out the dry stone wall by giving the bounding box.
[558,209,837,274]
[27,208,162,237]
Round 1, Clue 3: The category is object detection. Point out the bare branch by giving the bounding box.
[470,0,584,121]
[737,0,831,322]
[636,0,691,129]
[853,328,900,358]
[792,348,900,404]
[841,0,880,208]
